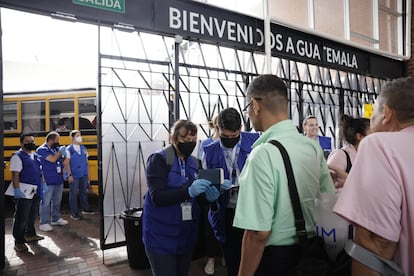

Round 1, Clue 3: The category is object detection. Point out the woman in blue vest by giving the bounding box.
[202,107,259,276]
[63,130,95,220]
[143,119,220,276]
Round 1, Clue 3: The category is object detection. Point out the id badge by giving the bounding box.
[57,166,61,173]
[181,202,192,221]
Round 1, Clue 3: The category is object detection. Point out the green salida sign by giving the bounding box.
[73,0,125,13]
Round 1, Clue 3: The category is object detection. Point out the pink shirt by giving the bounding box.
[334,125,414,275]
[327,144,357,172]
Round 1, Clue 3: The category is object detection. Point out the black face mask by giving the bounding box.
[177,141,196,157]
[51,142,60,149]
[220,136,240,148]
[23,143,36,151]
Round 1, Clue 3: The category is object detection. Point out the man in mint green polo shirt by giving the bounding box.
[233,75,335,276]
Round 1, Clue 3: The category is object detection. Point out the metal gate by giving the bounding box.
[97,26,386,249]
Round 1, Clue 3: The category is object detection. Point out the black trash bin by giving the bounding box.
[120,207,150,269]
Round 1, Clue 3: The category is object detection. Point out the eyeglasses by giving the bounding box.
[242,98,262,112]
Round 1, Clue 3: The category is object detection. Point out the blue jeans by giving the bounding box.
[69,176,90,215]
[40,184,63,224]
[145,249,193,276]
[13,195,40,244]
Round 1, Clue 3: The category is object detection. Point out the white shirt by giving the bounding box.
[65,144,88,159]
[10,152,35,172]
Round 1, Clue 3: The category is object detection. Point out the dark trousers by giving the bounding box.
[12,195,40,244]
[222,208,244,276]
[204,205,221,258]
[69,176,90,215]
[255,244,301,276]
[145,249,193,276]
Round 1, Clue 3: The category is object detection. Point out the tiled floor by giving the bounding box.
[2,195,227,276]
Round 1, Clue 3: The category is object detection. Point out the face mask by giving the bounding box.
[23,143,36,151]
[177,141,196,157]
[75,136,83,143]
[51,142,60,149]
[220,136,240,148]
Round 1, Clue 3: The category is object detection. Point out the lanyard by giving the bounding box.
[179,158,188,184]
[178,159,186,176]
[221,141,241,184]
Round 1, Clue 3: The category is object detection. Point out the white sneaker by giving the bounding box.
[204,258,215,275]
[81,210,95,215]
[51,218,68,226]
[39,223,53,232]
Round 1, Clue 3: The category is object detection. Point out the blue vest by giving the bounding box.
[68,144,88,178]
[318,135,332,152]
[198,137,214,159]
[204,132,259,242]
[37,143,63,185]
[15,150,42,194]
[142,148,200,255]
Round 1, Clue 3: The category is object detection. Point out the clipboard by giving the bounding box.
[5,182,38,199]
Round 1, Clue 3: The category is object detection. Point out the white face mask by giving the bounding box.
[75,136,83,143]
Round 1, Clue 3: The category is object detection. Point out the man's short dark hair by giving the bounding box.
[218,108,241,132]
[20,133,33,143]
[246,75,288,113]
[247,75,287,98]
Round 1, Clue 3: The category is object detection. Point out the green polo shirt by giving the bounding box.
[233,119,335,246]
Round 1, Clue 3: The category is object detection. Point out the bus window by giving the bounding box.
[4,102,17,131]
[22,101,45,133]
[79,97,96,130]
[50,99,75,131]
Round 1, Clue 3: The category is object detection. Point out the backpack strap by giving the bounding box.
[344,240,403,275]
[163,144,176,171]
[341,149,352,173]
[268,140,308,245]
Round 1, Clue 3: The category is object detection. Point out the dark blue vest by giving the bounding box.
[142,148,200,255]
[36,143,63,185]
[318,135,332,152]
[68,144,88,178]
[204,132,259,242]
[15,150,42,194]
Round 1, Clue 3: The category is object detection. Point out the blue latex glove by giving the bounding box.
[60,145,67,158]
[221,179,232,192]
[42,182,48,194]
[188,179,211,198]
[14,188,25,199]
[205,185,220,202]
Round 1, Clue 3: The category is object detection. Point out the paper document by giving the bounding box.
[5,182,38,199]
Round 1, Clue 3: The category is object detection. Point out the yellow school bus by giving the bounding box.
[3,88,98,193]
